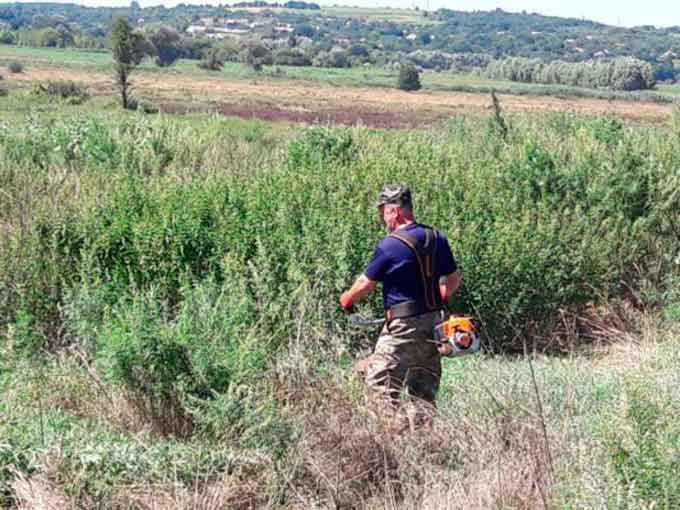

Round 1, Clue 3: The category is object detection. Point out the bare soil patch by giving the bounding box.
[162,101,438,128]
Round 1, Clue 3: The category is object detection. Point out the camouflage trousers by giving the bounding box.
[359,311,442,429]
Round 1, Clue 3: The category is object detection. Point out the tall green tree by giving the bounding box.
[108,17,150,109]
[150,26,181,67]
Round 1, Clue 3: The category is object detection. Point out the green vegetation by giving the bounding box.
[484,56,656,91]
[2,2,680,89]
[397,62,421,91]
[33,80,90,104]
[108,17,153,109]
[1,87,679,507]
[4,45,680,105]
[198,47,225,71]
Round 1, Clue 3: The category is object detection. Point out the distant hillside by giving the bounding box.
[430,9,680,62]
[1,2,679,80]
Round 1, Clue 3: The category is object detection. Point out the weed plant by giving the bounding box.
[32,80,89,104]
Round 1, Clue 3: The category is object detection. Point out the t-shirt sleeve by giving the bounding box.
[364,243,389,282]
[436,233,458,276]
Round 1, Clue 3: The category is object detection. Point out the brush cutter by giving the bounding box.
[347,312,481,358]
[433,315,481,357]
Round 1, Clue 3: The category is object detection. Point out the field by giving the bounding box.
[1,44,680,509]
[3,46,680,126]
[321,6,441,24]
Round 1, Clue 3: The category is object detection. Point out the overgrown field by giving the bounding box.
[1,92,679,509]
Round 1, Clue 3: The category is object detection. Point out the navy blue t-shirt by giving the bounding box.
[364,223,458,310]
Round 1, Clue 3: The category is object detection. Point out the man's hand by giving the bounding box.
[339,291,355,313]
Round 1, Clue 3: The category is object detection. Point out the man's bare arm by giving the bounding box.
[439,270,461,301]
[340,274,376,309]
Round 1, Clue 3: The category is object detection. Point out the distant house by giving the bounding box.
[187,25,207,35]
[274,24,294,33]
[661,50,678,61]
[213,27,249,35]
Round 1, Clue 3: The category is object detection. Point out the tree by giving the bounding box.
[397,62,421,91]
[150,26,181,67]
[198,48,224,71]
[240,43,272,71]
[294,23,315,38]
[108,17,151,109]
[313,49,349,68]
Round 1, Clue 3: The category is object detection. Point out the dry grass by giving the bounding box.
[4,66,674,126]
[10,451,268,510]
[7,310,679,509]
[108,475,264,510]
[11,470,75,510]
[264,348,560,510]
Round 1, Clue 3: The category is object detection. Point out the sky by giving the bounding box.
[44,0,680,28]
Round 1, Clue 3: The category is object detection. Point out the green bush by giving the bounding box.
[198,48,225,71]
[7,61,23,73]
[287,126,357,167]
[33,80,90,104]
[397,62,421,91]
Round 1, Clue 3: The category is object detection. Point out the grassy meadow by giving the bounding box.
[3,44,680,104]
[0,74,679,510]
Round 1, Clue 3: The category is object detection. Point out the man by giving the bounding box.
[339,185,461,428]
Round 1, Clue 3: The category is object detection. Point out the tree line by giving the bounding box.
[3,2,680,67]
[483,56,656,91]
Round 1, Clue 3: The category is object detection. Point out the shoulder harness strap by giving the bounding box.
[389,226,441,312]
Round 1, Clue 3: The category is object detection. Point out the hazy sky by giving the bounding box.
[51,0,680,28]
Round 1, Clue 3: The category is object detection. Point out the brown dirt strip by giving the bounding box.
[5,66,674,127]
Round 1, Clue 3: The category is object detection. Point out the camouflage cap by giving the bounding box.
[375,185,412,208]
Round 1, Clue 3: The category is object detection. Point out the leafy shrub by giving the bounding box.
[93,274,264,437]
[4,310,45,360]
[7,61,23,73]
[273,48,311,66]
[239,43,272,71]
[198,48,225,71]
[34,80,89,104]
[313,49,349,68]
[287,126,357,167]
[397,62,421,91]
